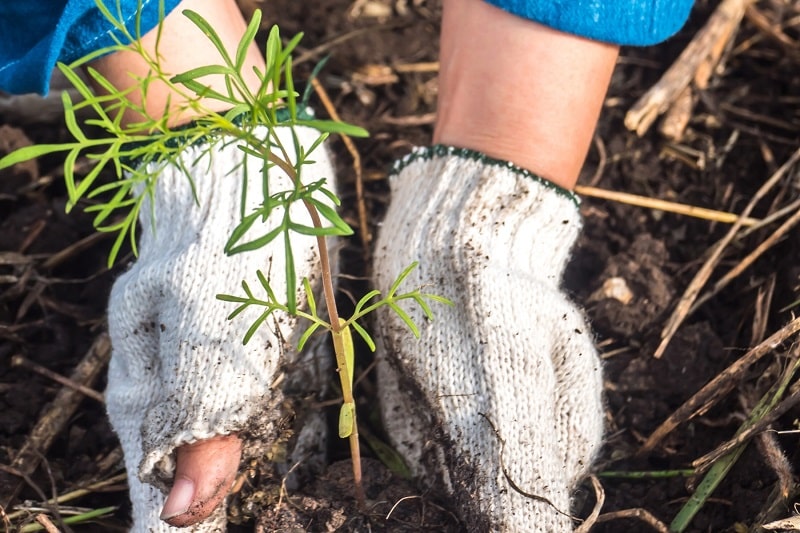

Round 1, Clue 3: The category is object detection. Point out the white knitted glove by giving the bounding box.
[374,146,604,532]
[105,126,333,532]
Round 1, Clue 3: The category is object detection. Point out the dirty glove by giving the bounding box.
[374,146,604,532]
[106,126,332,532]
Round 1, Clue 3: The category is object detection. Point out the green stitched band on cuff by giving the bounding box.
[121,106,315,168]
[390,144,580,208]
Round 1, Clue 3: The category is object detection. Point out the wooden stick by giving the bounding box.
[658,86,695,141]
[625,0,753,136]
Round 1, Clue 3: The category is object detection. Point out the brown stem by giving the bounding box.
[330,325,365,510]
[349,431,366,508]
[264,137,365,510]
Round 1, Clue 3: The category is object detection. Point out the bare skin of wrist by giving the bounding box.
[435,0,619,190]
[90,0,265,129]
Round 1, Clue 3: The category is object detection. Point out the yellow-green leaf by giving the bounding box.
[340,319,355,389]
[338,401,355,438]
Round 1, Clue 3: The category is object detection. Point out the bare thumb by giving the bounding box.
[160,434,242,527]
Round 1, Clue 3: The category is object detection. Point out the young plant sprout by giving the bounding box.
[0,2,449,511]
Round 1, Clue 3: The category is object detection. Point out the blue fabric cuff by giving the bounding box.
[485,0,695,46]
[0,0,182,96]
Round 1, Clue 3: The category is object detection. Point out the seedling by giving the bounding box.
[0,0,449,512]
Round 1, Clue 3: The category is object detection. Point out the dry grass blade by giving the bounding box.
[750,276,776,347]
[625,0,753,136]
[574,475,604,533]
[654,146,800,359]
[33,515,58,533]
[763,515,800,531]
[638,316,800,456]
[392,61,439,73]
[595,508,670,532]
[380,112,437,126]
[691,204,800,312]
[0,334,111,510]
[311,77,372,256]
[669,352,800,532]
[691,364,800,473]
[739,197,800,238]
[5,473,127,522]
[574,185,760,226]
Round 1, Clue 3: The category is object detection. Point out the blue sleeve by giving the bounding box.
[0,0,181,95]
[485,0,695,46]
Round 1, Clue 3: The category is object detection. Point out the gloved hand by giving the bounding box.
[105,126,333,532]
[374,146,604,532]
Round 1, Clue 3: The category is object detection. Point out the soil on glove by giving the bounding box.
[1,0,800,531]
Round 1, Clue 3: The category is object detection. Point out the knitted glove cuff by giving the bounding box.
[385,144,583,285]
[390,144,578,204]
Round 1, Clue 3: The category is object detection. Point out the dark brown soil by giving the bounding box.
[2,0,800,531]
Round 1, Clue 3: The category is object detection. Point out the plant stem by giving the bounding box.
[348,429,365,509]
[307,195,366,511]
[264,142,366,511]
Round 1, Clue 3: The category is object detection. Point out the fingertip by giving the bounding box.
[160,476,195,521]
[159,435,242,527]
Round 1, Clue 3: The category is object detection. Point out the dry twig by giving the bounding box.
[595,508,670,532]
[625,0,754,136]
[311,77,372,255]
[638,316,800,456]
[33,514,59,533]
[574,475,604,533]
[0,335,111,510]
[691,377,800,474]
[743,3,799,50]
[654,147,800,358]
[11,355,104,404]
